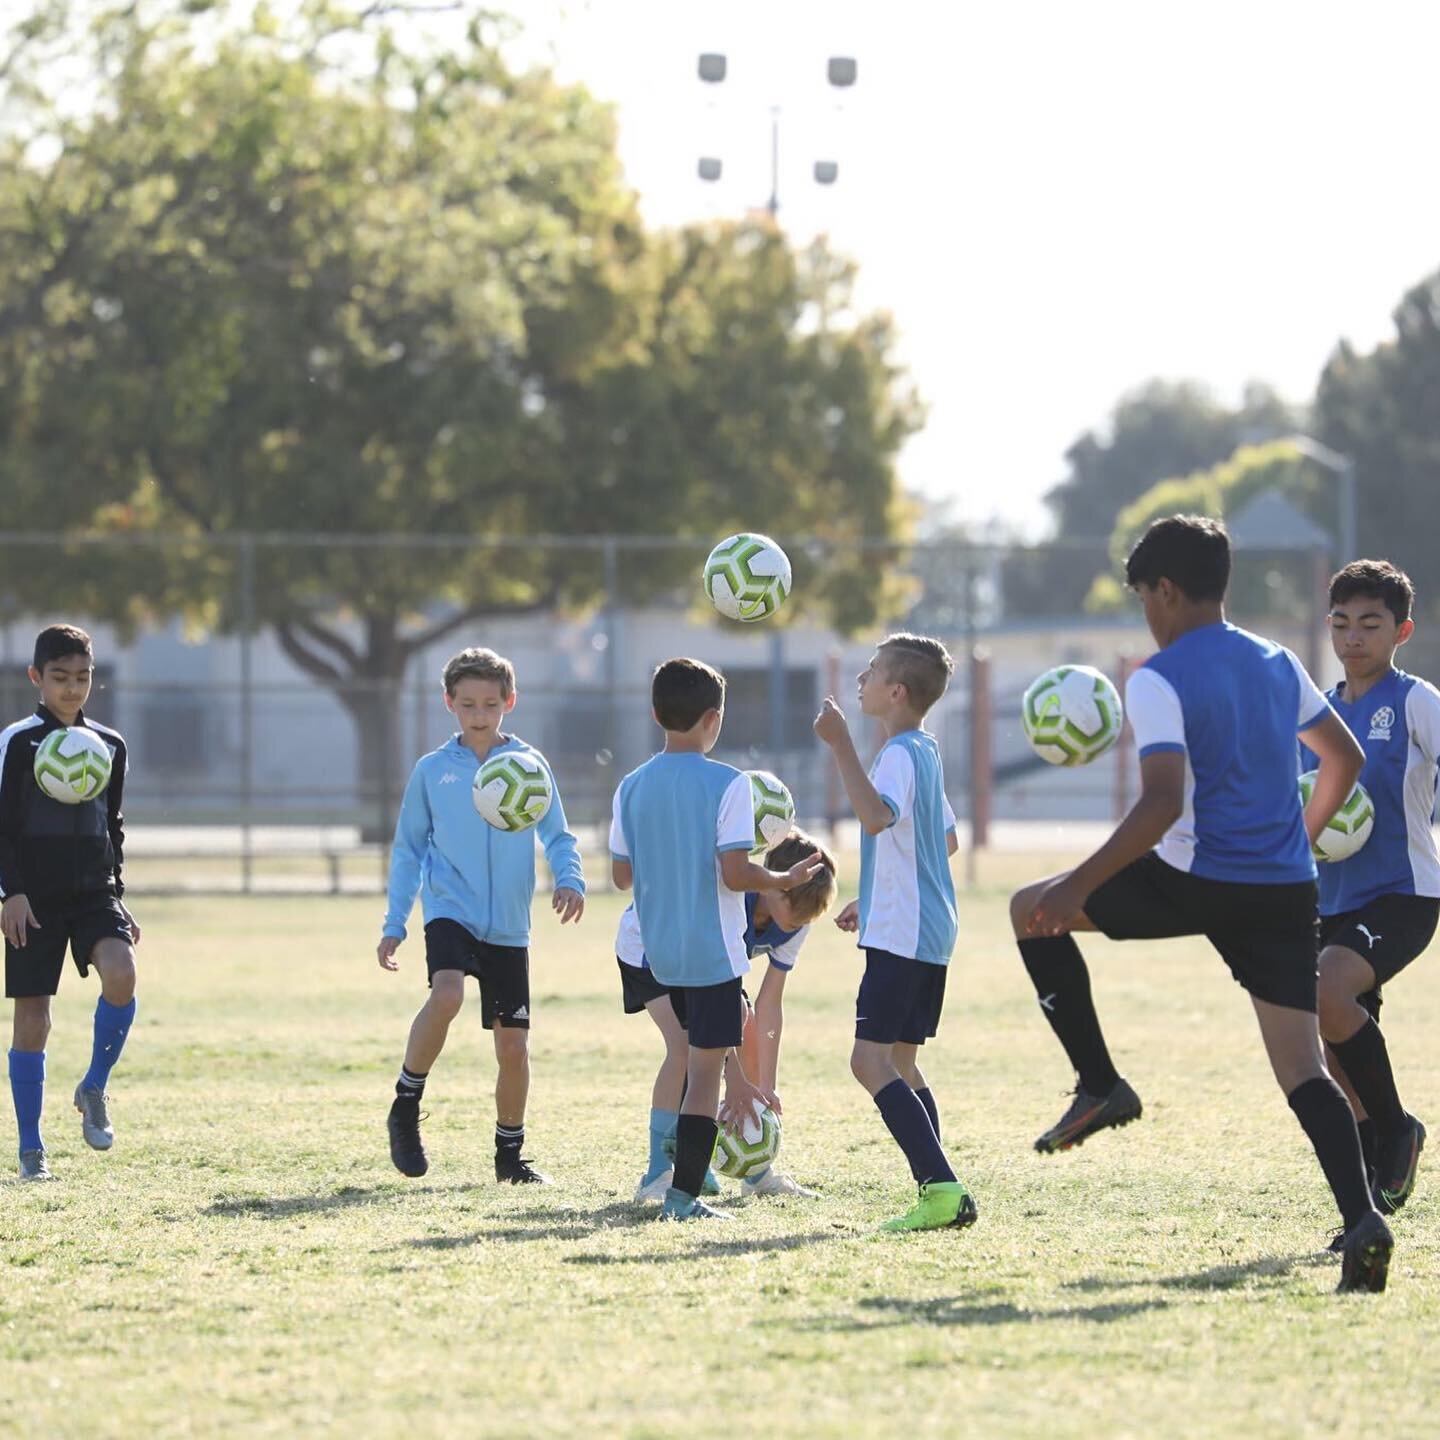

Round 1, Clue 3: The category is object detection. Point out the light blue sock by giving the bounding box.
[645,1107,678,1183]
[662,1187,697,1218]
[9,1049,45,1155]
[81,997,136,1093]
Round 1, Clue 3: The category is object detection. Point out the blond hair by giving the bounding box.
[765,830,838,927]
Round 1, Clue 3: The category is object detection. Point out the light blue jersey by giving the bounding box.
[857,730,958,965]
[1301,668,1440,915]
[1126,622,1331,885]
[610,752,754,987]
[616,890,809,973]
[383,734,584,947]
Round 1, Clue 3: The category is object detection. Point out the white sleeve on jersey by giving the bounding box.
[1283,648,1330,730]
[716,772,756,852]
[942,792,957,832]
[767,923,809,972]
[1125,667,1186,755]
[1406,679,1440,763]
[608,785,628,859]
[870,742,916,825]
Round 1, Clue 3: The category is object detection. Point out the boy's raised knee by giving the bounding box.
[427,973,466,1019]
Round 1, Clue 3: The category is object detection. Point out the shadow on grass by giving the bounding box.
[800,1292,1169,1331]
[1064,1250,1329,1295]
[566,1231,838,1265]
[203,1182,484,1219]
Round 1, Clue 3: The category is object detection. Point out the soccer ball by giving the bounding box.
[33,727,113,804]
[1298,771,1374,862]
[714,1104,781,1180]
[702,533,792,623]
[747,770,795,854]
[1021,665,1124,767]
[472,751,553,832]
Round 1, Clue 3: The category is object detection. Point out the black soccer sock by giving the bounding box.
[672,1113,719,1199]
[874,1078,956,1186]
[1329,1019,1407,1135]
[1287,1075,1373,1230]
[914,1086,941,1143]
[1017,936,1120,1096]
[395,1067,427,1101]
[495,1123,524,1158]
[1357,1117,1379,1178]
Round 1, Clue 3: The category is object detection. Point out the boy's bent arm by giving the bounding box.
[107,736,128,898]
[537,779,586,895]
[719,848,823,895]
[382,765,432,939]
[612,856,633,891]
[1300,709,1365,845]
[0,729,27,900]
[815,702,895,835]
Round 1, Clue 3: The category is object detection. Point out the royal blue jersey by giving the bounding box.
[1125,622,1331,884]
[1300,667,1440,915]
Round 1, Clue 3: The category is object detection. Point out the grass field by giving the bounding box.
[4,860,1440,1438]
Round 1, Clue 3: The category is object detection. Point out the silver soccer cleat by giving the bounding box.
[19,1148,54,1181]
[741,1167,817,1198]
[74,1084,115,1150]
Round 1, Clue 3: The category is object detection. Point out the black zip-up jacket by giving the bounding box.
[0,705,127,902]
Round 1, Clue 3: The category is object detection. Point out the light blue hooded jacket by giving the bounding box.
[382,734,585,947]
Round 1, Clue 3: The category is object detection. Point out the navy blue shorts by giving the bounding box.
[855,948,948,1046]
[667,977,745,1049]
[617,957,672,1015]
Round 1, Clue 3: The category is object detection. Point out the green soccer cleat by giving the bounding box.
[879,1180,978,1233]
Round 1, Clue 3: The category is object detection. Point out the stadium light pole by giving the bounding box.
[1284,435,1356,564]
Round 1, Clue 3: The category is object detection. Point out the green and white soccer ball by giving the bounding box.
[1298,770,1375,862]
[33,726,113,804]
[702,532,792,623]
[747,770,796,854]
[714,1104,781,1180]
[1021,665,1124,767]
[472,751,553,833]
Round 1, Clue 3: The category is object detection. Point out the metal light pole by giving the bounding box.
[1284,434,1357,564]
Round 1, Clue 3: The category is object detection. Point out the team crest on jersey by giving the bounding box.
[1369,706,1395,741]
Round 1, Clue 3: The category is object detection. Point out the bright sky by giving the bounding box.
[516,0,1440,538]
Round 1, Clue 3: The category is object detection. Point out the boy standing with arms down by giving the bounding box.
[1,625,139,1180]
[611,659,823,1222]
[379,648,585,1184]
[814,633,978,1233]
[1010,517,1393,1293]
[1303,561,1440,1217]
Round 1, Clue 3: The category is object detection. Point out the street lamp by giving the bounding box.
[1283,435,1357,564]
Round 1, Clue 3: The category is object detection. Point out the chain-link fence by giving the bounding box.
[1,530,1393,893]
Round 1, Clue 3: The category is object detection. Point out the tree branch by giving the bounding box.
[399,588,560,659]
[273,619,347,688]
[293,616,363,672]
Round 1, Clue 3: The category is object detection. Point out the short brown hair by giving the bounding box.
[34,624,93,672]
[1330,559,1414,626]
[765,830,838,927]
[652,657,725,732]
[877,633,954,716]
[443,647,515,697]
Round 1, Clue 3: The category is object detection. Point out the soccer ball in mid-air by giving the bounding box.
[1298,771,1374,862]
[472,751,553,832]
[714,1104,781,1180]
[1021,665,1124,767]
[702,533,792,622]
[747,770,796,854]
[33,727,113,804]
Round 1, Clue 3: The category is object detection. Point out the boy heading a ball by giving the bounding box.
[1010,515,1393,1294]
[813,633,977,1234]
[0,624,139,1180]
[378,646,585,1185]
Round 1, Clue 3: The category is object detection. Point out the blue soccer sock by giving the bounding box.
[645,1106,678,1183]
[9,1049,45,1155]
[81,997,136,1093]
[873,1077,956,1187]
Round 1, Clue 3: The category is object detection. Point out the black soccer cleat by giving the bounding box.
[495,1151,551,1185]
[387,1096,429,1178]
[1375,1115,1425,1215]
[1336,1210,1393,1294]
[1034,1079,1143,1154]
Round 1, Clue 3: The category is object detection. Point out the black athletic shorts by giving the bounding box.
[424,919,530,1029]
[1320,893,1439,1021]
[4,890,133,999]
[1083,852,1319,1011]
[855,948,948,1046]
[667,977,744,1049]
[617,956,671,1014]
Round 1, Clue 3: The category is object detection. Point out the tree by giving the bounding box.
[0,1,920,810]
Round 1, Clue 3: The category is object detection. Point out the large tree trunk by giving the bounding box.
[335,678,405,844]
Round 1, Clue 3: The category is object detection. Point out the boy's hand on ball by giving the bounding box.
[833,899,860,933]
[719,1076,767,1135]
[812,697,849,747]
[553,887,584,924]
[376,936,402,971]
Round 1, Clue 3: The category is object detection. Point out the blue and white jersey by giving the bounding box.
[1126,622,1331,885]
[857,729,958,965]
[383,734,584,948]
[615,890,809,972]
[1300,668,1440,915]
[610,752,755,987]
